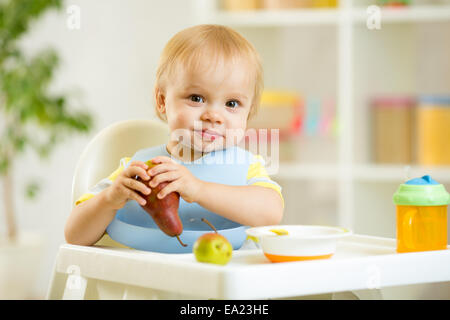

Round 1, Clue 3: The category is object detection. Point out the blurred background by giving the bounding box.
[0,0,449,299]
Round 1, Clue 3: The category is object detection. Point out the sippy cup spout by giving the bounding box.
[404,175,439,185]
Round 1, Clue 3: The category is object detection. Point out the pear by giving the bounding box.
[193,218,233,265]
[135,160,186,247]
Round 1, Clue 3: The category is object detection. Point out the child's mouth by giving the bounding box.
[195,130,222,141]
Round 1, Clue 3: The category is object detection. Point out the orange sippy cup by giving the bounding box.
[393,175,449,253]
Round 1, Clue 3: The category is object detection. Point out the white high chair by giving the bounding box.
[71,118,170,210]
[46,119,186,299]
[46,119,450,300]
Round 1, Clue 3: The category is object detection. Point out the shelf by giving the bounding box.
[212,8,339,26]
[200,0,450,231]
[274,163,450,182]
[275,163,339,180]
[210,6,450,27]
[353,164,450,183]
[353,5,450,23]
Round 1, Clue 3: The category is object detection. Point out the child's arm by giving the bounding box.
[64,160,151,246]
[148,155,284,227]
[64,189,119,246]
[195,182,284,227]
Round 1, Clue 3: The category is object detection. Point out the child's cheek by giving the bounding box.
[178,108,198,123]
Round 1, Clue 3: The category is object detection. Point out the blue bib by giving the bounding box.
[106,144,252,253]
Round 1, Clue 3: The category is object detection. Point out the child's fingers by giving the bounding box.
[147,162,177,177]
[151,156,177,164]
[125,165,150,181]
[128,160,149,169]
[155,179,180,200]
[120,185,147,206]
[122,177,151,196]
[149,170,180,188]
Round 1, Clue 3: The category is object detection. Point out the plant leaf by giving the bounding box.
[24,180,40,200]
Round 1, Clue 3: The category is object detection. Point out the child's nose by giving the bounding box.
[200,109,223,125]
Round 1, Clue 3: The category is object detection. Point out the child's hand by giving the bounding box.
[104,160,152,210]
[147,156,203,204]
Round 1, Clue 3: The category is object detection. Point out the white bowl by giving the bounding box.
[245,225,352,263]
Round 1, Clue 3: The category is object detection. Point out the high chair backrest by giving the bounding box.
[71,119,169,208]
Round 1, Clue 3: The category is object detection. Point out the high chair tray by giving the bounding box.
[55,234,450,299]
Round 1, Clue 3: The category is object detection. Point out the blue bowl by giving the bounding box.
[106,201,248,253]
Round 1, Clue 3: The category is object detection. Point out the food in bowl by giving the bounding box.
[246,225,352,263]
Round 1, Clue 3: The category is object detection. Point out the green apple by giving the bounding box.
[193,232,233,265]
[193,218,233,265]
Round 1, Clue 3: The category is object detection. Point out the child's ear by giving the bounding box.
[155,86,166,115]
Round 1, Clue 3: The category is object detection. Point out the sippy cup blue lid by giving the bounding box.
[393,175,450,206]
[405,175,439,185]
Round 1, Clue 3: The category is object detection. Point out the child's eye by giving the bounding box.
[189,95,204,103]
[226,100,240,109]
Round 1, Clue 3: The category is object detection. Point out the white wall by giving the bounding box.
[1,0,193,298]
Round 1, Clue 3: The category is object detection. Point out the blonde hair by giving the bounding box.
[154,24,263,122]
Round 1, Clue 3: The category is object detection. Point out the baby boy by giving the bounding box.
[65,24,284,247]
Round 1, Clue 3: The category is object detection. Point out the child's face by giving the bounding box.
[158,56,254,154]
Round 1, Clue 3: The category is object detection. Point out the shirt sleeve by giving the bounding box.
[246,154,285,209]
[74,157,132,206]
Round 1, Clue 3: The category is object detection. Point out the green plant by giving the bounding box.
[0,0,94,243]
